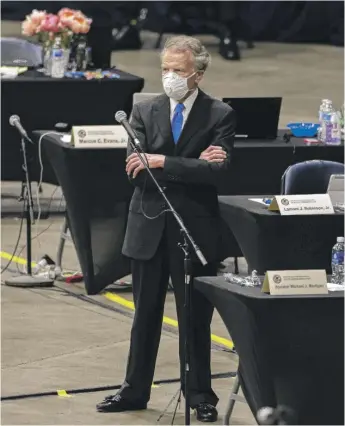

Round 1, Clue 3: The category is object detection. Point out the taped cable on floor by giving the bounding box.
[1,372,236,402]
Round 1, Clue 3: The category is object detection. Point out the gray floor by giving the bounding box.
[1,21,344,426]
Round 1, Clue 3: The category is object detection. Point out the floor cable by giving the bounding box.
[1,372,236,402]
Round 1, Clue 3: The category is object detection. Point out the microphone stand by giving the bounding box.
[127,137,207,426]
[5,137,54,288]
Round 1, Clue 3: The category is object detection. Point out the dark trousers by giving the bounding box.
[121,215,218,407]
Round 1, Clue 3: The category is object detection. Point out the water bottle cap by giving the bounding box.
[337,236,344,243]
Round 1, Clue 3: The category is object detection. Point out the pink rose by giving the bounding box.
[59,9,92,34]
[68,16,92,34]
[21,18,38,36]
[39,14,61,33]
[58,8,77,19]
[29,9,47,26]
[21,9,46,36]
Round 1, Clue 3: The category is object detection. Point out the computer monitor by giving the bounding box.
[327,174,344,206]
[222,97,282,139]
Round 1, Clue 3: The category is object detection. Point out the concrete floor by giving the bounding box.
[1,20,344,426]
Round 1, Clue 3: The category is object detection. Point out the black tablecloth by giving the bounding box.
[1,69,144,182]
[195,276,344,425]
[35,132,133,295]
[219,196,344,274]
[218,134,344,196]
[34,133,344,292]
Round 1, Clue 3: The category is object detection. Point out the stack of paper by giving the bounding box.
[0,66,27,78]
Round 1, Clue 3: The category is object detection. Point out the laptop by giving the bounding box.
[222,97,282,139]
[327,174,344,206]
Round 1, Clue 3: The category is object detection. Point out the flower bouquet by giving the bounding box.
[21,8,92,75]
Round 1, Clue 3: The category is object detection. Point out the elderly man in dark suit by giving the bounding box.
[97,35,236,423]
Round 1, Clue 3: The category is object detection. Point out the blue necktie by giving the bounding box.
[172,103,185,144]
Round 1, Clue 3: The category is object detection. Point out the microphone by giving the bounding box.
[9,115,32,142]
[115,111,141,147]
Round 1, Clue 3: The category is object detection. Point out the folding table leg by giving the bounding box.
[234,257,239,274]
[56,216,69,269]
[223,372,246,425]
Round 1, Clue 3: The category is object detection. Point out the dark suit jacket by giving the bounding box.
[122,89,236,262]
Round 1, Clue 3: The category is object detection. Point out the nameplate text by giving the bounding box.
[72,125,127,148]
[262,269,328,295]
[268,194,334,215]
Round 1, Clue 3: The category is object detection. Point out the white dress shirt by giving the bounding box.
[169,88,199,129]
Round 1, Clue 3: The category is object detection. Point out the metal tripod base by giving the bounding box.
[4,275,54,288]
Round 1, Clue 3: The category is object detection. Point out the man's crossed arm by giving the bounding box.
[126,145,227,178]
[125,103,235,187]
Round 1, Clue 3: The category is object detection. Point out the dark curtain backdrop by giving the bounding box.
[1,1,343,46]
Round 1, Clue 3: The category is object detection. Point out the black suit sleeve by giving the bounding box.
[127,103,170,189]
[163,109,236,186]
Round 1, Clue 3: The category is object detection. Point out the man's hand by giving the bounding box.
[199,145,227,163]
[126,153,166,178]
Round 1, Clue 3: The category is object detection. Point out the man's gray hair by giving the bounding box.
[161,35,211,72]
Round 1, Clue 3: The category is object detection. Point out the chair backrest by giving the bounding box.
[1,37,42,67]
[281,160,345,195]
[131,93,161,120]
[133,92,161,105]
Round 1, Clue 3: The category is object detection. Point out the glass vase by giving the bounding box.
[42,43,52,76]
[63,49,71,71]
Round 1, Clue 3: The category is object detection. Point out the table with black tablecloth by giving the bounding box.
[218,133,344,196]
[32,132,344,292]
[219,196,344,274]
[33,131,133,294]
[1,69,144,182]
[195,276,344,425]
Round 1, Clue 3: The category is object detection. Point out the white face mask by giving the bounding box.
[162,72,196,101]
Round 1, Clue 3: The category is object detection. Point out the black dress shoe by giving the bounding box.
[194,403,218,423]
[96,393,147,412]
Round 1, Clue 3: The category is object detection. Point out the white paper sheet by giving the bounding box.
[60,135,71,143]
[327,283,345,292]
[249,198,268,205]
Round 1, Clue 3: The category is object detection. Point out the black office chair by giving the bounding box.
[281,160,345,195]
[1,37,42,67]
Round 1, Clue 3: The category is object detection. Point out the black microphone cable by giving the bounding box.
[117,110,175,221]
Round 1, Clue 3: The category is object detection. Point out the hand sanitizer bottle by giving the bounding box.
[326,112,342,145]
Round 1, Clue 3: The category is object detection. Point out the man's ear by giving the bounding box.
[196,71,204,84]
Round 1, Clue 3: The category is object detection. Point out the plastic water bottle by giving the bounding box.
[51,38,65,79]
[317,99,329,141]
[331,236,344,284]
[318,99,330,121]
[320,100,333,143]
